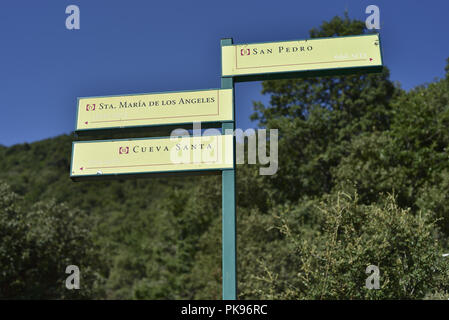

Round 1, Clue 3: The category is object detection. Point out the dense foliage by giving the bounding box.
[1,15,449,299]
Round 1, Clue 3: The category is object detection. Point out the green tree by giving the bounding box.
[0,181,104,299]
[251,14,398,202]
[334,60,449,234]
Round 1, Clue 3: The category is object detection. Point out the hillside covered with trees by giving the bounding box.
[1,15,449,299]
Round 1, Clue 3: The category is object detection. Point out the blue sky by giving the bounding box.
[1,0,448,147]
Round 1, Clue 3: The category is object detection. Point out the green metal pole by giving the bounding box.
[221,38,237,300]
[221,129,236,300]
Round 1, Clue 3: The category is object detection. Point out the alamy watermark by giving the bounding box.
[65,5,380,31]
[65,5,80,30]
[365,265,380,289]
[65,265,80,289]
[168,122,278,176]
[365,5,380,30]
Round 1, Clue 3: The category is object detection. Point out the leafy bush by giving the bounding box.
[241,192,449,299]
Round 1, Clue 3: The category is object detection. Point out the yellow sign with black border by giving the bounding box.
[76,89,233,132]
[71,134,234,180]
[222,34,382,80]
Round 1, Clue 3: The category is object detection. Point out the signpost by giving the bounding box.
[219,34,382,300]
[221,34,382,81]
[70,134,233,181]
[76,88,233,134]
[71,32,383,301]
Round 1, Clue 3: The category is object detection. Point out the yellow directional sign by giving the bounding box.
[221,34,382,81]
[76,88,233,132]
[70,134,234,180]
